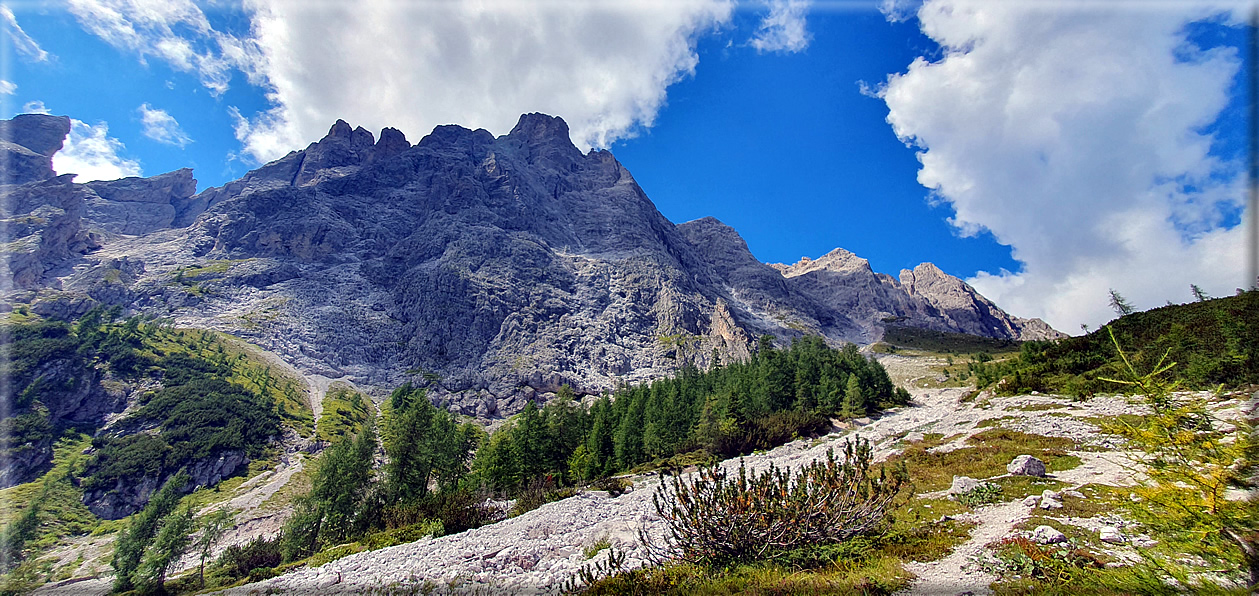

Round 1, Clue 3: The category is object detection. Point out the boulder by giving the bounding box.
[948,476,985,496]
[1031,525,1067,545]
[1007,454,1047,477]
[1021,495,1040,507]
[1099,526,1124,544]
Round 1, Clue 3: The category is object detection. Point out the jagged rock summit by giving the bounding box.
[2,112,1061,418]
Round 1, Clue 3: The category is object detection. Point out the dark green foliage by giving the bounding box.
[645,438,908,567]
[971,291,1259,396]
[82,371,279,493]
[477,337,906,498]
[383,384,479,503]
[282,422,377,560]
[2,310,287,511]
[216,536,283,580]
[134,505,196,594]
[112,472,189,593]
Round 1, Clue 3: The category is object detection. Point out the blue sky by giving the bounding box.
[1,0,1250,332]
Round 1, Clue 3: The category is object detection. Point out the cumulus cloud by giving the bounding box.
[65,1,749,165]
[138,103,192,147]
[2,5,51,62]
[0,80,15,95]
[52,119,142,182]
[878,1,1247,332]
[22,100,50,114]
[226,0,735,163]
[750,0,811,53]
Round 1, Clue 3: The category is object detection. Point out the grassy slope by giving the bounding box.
[0,315,315,590]
[974,291,1258,396]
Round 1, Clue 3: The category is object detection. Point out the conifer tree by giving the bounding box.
[112,471,190,592]
[840,375,865,419]
[135,504,196,593]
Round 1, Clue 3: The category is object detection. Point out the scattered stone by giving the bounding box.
[1040,497,1063,510]
[1031,525,1067,545]
[1021,495,1040,507]
[1064,489,1084,499]
[948,476,985,496]
[1099,526,1124,544]
[1041,489,1059,500]
[904,432,925,443]
[1007,455,1047,477]
[853,417,873,426]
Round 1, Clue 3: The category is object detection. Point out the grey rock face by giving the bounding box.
[84,168,198,235]
[0,174,100,289]
[5,111,1063,419]
[900,263,1063,341]
[1,114,70,185]
[83,450,249,519]
[1007,454,1047,477]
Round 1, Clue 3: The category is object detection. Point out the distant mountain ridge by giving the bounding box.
[1,112,1062,418]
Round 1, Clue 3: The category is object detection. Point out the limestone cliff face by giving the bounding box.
[3,112,1062,418]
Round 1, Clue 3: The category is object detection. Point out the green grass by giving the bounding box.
[316,386,375,442]
[973,291,1259,396]
[584,536,613,560]
[891,429,1081,493]
[583,554,913,595]
[880,326,1023,355]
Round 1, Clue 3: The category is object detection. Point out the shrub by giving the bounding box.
[1098,327,1259,589]
[955,483,1003,508]
[645,437,907,567]
[217,535,283,579]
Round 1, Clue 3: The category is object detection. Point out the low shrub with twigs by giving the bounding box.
[643,437,908,567]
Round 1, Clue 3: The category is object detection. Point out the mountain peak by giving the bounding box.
[775,247,871,278]
[509,112,571,142]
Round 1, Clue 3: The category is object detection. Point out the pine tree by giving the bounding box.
[840,375,865,420]
[1108,289,1135,316]
[195,507,234,587]
[1190,283,1212,302]
[112,472,189,592]
[134,505,196,593]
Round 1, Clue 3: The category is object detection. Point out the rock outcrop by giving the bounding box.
[84,168,198,235]
[1,113,70,185]
[2,111,1062,419]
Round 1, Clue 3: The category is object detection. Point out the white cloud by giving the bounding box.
[750,0,811,53]
[138,103,193,147]
[231,0,734,163]
[65,0,264,95]
[52,119,142,182]
[65,0,740,165]
[878,1,1247,332]
[22,100,50,114]
[0,80,15,95]
[2,5,51,62]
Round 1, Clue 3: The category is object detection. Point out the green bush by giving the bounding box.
[646,438,908,567]
[955,483,1003,508]
[217,535,283,579]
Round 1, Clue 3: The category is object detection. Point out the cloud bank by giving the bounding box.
[53,119,143,183]
[878,1,1247,332]
[66,0,737,163]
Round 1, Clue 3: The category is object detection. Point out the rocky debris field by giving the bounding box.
[32,352,1247,596]
[211,361,1195,595]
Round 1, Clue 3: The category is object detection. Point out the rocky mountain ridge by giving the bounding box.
[1,112,1061,418]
